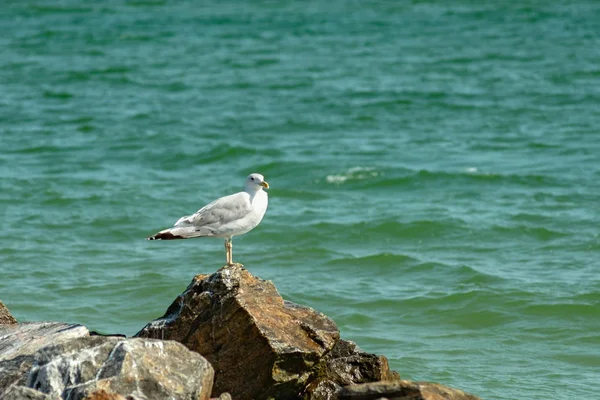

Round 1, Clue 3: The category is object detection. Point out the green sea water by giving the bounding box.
[1,1,599,398]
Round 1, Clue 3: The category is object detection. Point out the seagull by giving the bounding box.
[147,173,269,266]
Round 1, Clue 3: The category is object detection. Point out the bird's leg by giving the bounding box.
[224,239,230,265]
[225,238,234,266]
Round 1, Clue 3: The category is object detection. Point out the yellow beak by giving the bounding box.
[261,181,270,189]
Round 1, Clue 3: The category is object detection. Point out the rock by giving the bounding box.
[82,390,128,400]
[136,264,340,400]
[211,393,233,400]
[338,381,418,400]
[2,385,54,400]
[0,266,481,400]
[416,381,482,400]
[0,322,89,393]
[304,379,341,400]
[0,322,89,361]
[24,336,214,400]
[0,300,17,325]
[326,339,400,383]
[337,380,481,400]
[0,327,213,400]
[304,339,400,399]
[89,331,126,338]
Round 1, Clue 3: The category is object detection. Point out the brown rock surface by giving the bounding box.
[0,300,17,325]
[338,380,481,400]
[82,390,128,400]
[136,264,340,400]
[304,339,400,399]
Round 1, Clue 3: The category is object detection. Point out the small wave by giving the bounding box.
[265,80,313,90]
[355,167,564,191]
[508,212,556,224]
[10,145,62,154]
[420,168,562,188]
[77,125,95,132]
[117,33,157,41]
[445,308,514,329]
[271,189,328,201]
[325,167,381,184]
[327,253,419,267]
[491,224,569,241]
[520,302,599,319]
[126,1,167,7]
[43,90,74,99]
[553,353,600,368]
[251,161,327,184]
[195,144,282,164]
[301,219,467,243]
[89,66,134,75]
[28,5,94,14]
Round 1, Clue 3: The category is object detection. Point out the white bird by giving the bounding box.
[147,173,269,266]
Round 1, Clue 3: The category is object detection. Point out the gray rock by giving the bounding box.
[26,336,214,400]
[0,322,89,394]
[136,264,340,400]
[2,385,54,400]
[0,300,17,325]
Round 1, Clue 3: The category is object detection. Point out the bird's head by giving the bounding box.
[245,173,269,191]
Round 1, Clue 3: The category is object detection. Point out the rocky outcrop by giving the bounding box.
[0,322,89,360]
[0,322,90,392]
[136,264,342,400]
[134,264,481,400]
[27,336,213,400]
[338,380,481,400]
[0,300,17,325]
[0,267,481,400]
[0,319,214,400]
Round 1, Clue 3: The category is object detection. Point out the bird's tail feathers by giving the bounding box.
[147,226,203,240]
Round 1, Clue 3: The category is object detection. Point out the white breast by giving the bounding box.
[213,190,268,238]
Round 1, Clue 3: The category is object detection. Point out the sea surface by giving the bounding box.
[1,1,599,399]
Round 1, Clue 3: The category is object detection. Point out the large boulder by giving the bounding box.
[0,300,17,325]
[3,336,214,400]
[0,322,89,393]
[136,264,341,400]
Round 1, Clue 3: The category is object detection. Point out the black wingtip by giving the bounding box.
[147,231,184,240]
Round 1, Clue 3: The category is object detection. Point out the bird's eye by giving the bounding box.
[250,177,254,181]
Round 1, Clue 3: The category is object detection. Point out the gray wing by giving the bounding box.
[173,192,251,234]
